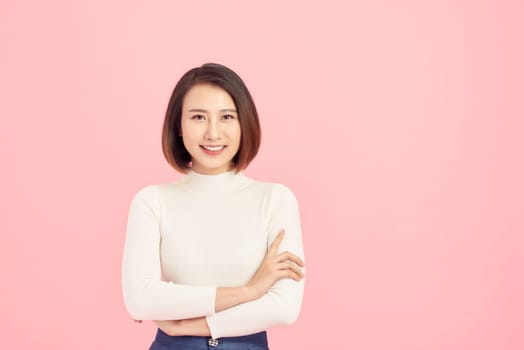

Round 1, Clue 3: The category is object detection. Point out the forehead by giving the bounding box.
[182,84,236,110]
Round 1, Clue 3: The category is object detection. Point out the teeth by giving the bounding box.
[202,145,224,151]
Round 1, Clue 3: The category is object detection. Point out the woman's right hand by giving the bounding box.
[246,230,305,300]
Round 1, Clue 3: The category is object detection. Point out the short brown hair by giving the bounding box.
[162,63,261,173]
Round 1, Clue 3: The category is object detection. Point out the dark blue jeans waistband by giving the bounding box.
[151,328,268,349]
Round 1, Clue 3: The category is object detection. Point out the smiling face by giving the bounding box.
[181,84,241,175]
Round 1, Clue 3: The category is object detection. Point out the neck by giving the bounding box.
[179,169,252,195]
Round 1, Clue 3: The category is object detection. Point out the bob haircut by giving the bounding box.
[162,63,261,173]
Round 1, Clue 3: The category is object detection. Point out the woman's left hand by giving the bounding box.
[154,320,181,336]
[154,318,211,337]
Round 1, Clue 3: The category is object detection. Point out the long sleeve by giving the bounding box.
[121,185,217,320]
[206,185,305,338]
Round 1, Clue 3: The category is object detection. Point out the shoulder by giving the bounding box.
[271,183,298,201]
[129,182,179,206]
[131,183,159,200]
[248,178,299,206]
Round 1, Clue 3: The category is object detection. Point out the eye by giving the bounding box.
[191,114,205,120]
[222,114,236,120]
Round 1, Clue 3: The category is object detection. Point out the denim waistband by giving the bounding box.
[153,328,268,349]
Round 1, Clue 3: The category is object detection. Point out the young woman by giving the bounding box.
[122,63,305,350]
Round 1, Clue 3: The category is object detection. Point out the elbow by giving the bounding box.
[277,303,302,325]
[122,277,159,320]
[123,280,156,320]
[269,295,303,326]
[124,291,149,320]
[268,280,305,326]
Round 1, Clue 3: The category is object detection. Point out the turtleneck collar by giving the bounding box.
[178,169,253,195]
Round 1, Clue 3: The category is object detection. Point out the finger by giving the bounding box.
[268,230,285,255]
[276,251,305,267]
[278,267,303,281]
[278,261,305,279]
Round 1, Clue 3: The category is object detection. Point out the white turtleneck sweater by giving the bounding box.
[121,170,305,339]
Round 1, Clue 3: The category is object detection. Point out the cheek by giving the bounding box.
[181,124,200,142]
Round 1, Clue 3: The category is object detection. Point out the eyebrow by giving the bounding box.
[187,108,237,113]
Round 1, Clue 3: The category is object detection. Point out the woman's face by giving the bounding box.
[181,84,241,175]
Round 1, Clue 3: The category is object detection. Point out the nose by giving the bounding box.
[205,118,220,140]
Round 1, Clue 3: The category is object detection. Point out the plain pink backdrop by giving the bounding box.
[1,0,523,349]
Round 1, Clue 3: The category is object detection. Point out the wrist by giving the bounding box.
[244,284,260,301]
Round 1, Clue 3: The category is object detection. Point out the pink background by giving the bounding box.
[1,0,523,349]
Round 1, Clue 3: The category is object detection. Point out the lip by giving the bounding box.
[200,145,226,155]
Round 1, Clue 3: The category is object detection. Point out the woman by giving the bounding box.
[122,63,305,349]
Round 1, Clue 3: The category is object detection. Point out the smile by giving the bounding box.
[201,145,225,151]
[200,145,226,155]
